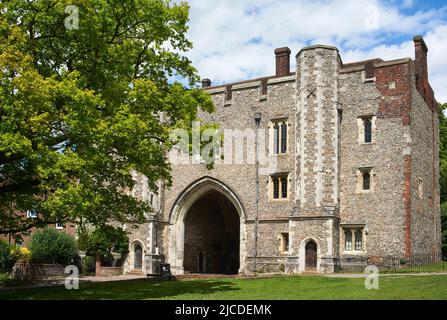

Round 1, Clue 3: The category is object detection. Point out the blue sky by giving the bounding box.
[183,0,447,102]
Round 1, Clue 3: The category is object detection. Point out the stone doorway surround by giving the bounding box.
[298,238,322,273]
[168,176,247,275]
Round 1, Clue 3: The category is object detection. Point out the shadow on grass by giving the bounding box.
[0,278,240,300]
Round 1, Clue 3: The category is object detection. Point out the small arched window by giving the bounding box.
[364,118,372,143]
[362,171,371,191]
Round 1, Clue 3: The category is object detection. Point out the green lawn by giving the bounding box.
[1,275,447,300]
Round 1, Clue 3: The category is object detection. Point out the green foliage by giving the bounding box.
[80,225,129,259]
[0,0,214,235]
[29,228,78,265]
[0,240,20,273]
[0,273,10,287]
[81,255,96,275]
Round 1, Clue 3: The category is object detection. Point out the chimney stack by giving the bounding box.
[202,78,212,88]
[274,47,291,77]
[413,35,428,98]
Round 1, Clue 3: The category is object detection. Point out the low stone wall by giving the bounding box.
[97,267,123,277]
[11,262,67,281]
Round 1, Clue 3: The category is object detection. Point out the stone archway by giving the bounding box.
[133,242,143,270]
[168,177,247,275]
[305,240,317,270]
[298,238,321,273]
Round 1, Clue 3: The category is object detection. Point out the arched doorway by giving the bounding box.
[168,177,247,275]
[134,243,143,270]
[183,190,240,274]
[305,240,317,270]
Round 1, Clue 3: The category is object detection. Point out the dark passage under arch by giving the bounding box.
[183,190,240,275]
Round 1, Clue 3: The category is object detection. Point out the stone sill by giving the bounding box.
[360,142,375,146]
[341,252,367,256]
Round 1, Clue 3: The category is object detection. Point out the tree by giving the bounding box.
[29,228,78,265]
[0,240,20,273]
[79,225,129,265]
[0,0,213,235]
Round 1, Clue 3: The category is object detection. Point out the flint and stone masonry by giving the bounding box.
[124,36,441,275]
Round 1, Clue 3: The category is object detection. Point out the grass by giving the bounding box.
[0,274,447,300]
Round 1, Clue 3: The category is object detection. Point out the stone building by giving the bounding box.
[124,36,441,275]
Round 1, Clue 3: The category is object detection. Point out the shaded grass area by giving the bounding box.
[0,275,447,300]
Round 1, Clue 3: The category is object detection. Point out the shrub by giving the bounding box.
[82,255,96,275]
[79,225,129,266]
[29,228,79,265]
[0,272,20,287]
[0,241,20,273]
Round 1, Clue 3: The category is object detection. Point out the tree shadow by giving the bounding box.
[0,278,241,300]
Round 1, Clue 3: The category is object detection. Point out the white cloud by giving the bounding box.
[183,0,447,102]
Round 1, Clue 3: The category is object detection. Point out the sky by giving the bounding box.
[181,0,447,102]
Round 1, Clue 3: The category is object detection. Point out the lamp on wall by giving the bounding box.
[255,112,262,125]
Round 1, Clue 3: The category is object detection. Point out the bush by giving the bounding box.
[79,225,129,266]
[29,228,79,265]
[0,241,20,273]
[82,255,96,275]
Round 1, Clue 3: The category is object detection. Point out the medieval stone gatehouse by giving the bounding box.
[124,36,441,275]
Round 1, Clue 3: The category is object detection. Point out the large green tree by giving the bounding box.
[0,0,213,235]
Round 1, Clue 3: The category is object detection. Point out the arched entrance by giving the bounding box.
[168,177,247,275]
[134,243,143,270]
[305,240,318,270]
[183,190,240,274]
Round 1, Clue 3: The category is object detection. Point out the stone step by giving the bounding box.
[126,270,145,276]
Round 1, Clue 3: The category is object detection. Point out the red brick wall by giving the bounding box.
[375,61,413,257]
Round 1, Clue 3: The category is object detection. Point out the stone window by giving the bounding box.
[358,116,376,144]
[362,171,371,191]
[271,119,288,155]
[356,168,374,193]
[280,233,289,254]
[270,174,288,200]
[345,231,352,251]
[56,222,64,230]
[355,231,363,251]
[26,209,37,219]
[364,118,372,143]
[418,177,424,199]
[344,229,364,252]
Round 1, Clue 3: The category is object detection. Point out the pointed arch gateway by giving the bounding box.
[168,177,247,275]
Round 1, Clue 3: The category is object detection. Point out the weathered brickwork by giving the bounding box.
[124,36,441,275]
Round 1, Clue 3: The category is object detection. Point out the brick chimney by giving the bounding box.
[413,35,428,99]
[274,47,291,77]
[202,78,212,88]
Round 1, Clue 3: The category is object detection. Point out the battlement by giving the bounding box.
[202,36,437,112]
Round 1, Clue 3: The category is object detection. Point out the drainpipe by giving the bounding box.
[254,113,262,273]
